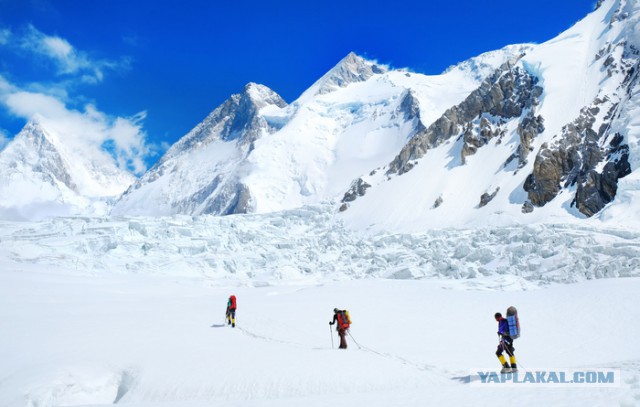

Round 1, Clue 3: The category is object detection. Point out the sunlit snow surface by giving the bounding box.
[2,1,640,405]
[2,205,640,283]
[1,206,640,406]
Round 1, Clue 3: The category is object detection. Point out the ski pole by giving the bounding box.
[346,330,362,349]
[329,324,334,348]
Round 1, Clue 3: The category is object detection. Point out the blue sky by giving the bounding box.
[0,0,596,172]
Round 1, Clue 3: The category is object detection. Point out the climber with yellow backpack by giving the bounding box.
[329,308,351,349]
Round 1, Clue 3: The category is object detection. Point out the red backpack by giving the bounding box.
[229,295,237,310]
[336,310,351,330]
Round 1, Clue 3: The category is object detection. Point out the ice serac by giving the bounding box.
[111,83,288,217]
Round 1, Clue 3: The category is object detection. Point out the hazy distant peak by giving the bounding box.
[13,119,59,151]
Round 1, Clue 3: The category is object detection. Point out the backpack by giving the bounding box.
[506,306,520,339]
[337,310,351,330]
[229,295,237,310]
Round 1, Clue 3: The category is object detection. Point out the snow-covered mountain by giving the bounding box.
[340,0,640,232]
[0,119,134,220]
[111,83,288,216]
[4,0,639,233]
[111,48,528,217]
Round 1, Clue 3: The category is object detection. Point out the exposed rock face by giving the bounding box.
[461,117,507,164]
[524,41,638,217]
[517,114,545,167]
[398,90,426,127]
[313,52,388,96]
[574,134,631,216]
[162,83,287,162]
[341,178,372,203]
[524,101,611,209]
[521,201,534,213]
[479,187,500,208]
[203,182,253,215]
[113,83,286,216]
[388,57,543,175]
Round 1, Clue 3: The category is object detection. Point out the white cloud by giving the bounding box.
[16,25,127,83]
[0,26,151,174]
[2,88,151,174]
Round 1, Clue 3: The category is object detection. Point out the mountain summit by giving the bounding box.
[0,119,134,220]
[298,52,388,101]
[111,47,516,217]
[111,83,289,216]
[7,2,639,231]
[162,82,287,162]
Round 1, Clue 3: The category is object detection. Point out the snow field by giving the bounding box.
[1,269,639,406]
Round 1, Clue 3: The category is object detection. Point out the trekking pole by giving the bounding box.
[346,330,362,349]
[329,325,334,348]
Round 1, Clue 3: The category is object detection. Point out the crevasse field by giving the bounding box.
[1,207,640,406]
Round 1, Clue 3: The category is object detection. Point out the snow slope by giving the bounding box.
[112,47,528,217]
[1,2,640,406]
[340,0,640,233]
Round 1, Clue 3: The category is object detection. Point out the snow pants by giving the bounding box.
[227,309,236,325]
[337,328,347,349]
[496,336,515,357]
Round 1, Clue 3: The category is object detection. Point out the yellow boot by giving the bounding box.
[510,355,517,372]
[498,355,511,373]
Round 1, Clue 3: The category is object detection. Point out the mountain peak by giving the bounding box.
[240,82,287,110]
[321,52,388,91]
[159,83,287,162]
[298,52,388,101]
[20,118,46,136]
[13,118,58,149]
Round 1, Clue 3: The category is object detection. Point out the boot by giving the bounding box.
[501,363,512,373]
[510,363,517,372]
